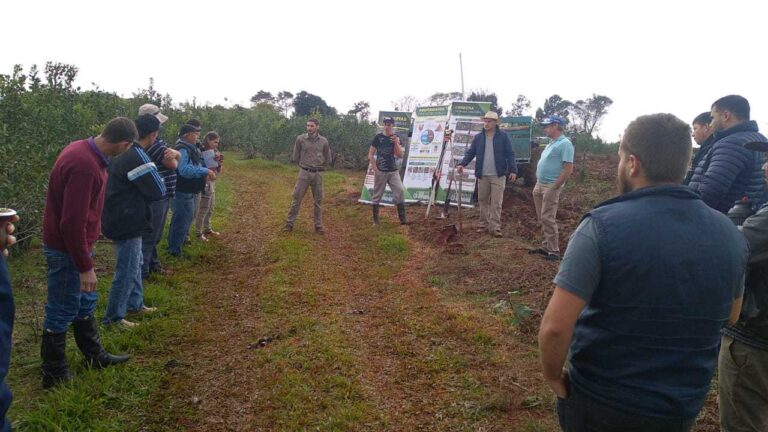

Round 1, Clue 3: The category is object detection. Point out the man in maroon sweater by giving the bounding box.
[40,117,136,389]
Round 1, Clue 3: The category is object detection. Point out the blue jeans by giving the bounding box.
[0,256,13,432]
[168,192,197,256]
[557,382,695,432]
[103,237,143,323]
[43,246,98,333]
[141,197,170,277]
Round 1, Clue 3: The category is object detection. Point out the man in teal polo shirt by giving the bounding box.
[530,115,574,261]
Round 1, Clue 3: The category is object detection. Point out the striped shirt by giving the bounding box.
[146,138,177,198]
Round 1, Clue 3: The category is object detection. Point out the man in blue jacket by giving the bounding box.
[682,112,715,186]
[0,213,18,432]
[167,124,216,256]
[539,113,748,431]
[102,115,166,327]
[456,111,517,237]
[687,95,767,214]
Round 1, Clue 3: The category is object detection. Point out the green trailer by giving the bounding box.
[500,116,537,186]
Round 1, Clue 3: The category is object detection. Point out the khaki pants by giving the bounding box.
[477,176,506,234]
[533,182,563,253]
[195,180,216,235]
[286,169,324,228]
[372,170,405,204]
[719,335,768,432]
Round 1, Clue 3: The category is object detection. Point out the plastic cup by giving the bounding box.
[0,208,16,223]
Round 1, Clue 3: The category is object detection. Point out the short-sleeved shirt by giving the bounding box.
[536,135,574,184]
[370,133,398,172]
[555,216,745,302]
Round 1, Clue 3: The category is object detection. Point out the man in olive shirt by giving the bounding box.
[284,118,332,234]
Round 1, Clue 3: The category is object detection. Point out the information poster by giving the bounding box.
[401,105,450,203]
[358,111,412,205]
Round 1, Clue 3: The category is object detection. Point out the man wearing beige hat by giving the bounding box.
[457,111,517,237]
[137,104,179,278]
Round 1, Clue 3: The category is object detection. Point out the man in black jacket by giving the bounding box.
[102,114,166,327]
[687,95,767,213]
[456,111,517,237]
[719,140,768,432]
[682,112,715,186]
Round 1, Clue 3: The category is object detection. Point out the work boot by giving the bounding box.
[72,316,130,369]
[396,203,411,225]
[372,204,381,226]
[41,330,71,389]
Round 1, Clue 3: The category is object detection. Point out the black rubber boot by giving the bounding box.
[41,330,71,389]
[372,204,380,226]
[397,203,411,225]
[72,316,130,369]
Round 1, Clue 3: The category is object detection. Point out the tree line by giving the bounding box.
[0,63,375,249]
[1,62,616,251]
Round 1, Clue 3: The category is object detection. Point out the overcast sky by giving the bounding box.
[2,0,766,142]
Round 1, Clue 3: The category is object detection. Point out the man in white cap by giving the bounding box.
[529,115,574,261]
[456,111,517,237]
[138,104,179,278]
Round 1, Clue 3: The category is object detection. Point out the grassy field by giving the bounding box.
[5,175,233,431]
[3,153,722,431]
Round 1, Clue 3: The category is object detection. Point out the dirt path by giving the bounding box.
[147,154,723,432]
[149,158,560,431]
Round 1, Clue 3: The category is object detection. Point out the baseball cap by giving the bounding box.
[540,115,567,126]
[179,123,201,137]
[137,103,169,124]
[135,114,160,138]
[383,117,395,124]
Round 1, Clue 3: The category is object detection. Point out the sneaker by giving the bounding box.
[282,225,293,232]
[544,253,561,261]
[128,305,158,315]
[528,248,548,256]
[117,319,138,329]
[315,227,325,235]
[197,234,209,242]
[476,227,487,233]
[492,231,503,238]
[205,230,221,236]
[150,266,173,276]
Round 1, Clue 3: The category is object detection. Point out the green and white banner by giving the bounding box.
[359,111,412,205]
[401,105,450,203]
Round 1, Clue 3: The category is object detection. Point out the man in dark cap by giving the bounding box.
[368,116,409,225]
[168,124,215,255]
[102,114,166,327]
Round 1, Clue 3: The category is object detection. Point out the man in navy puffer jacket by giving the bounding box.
[687,95,767,214]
